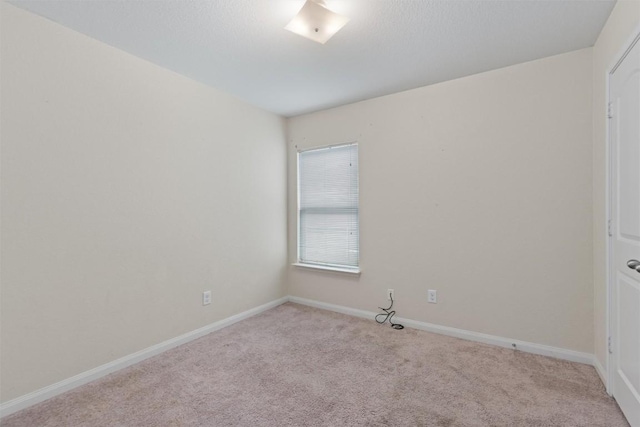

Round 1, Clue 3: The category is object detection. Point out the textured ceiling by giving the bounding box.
[9,0,615,117]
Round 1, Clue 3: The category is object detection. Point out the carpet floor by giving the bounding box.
[2,302,629,427]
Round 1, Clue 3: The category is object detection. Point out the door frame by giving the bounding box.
[606,25,640,396]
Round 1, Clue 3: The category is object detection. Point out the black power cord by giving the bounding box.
[376,293,404,330]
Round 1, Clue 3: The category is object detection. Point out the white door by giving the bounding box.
[610,33,640,427]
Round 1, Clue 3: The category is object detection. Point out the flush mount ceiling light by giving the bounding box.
[285,0,350,44]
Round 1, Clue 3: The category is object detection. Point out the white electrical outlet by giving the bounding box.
[202,291,212,306]
[428,290,437,304]
[387,289,394,301]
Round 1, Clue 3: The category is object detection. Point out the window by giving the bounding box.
[297,143,359,272]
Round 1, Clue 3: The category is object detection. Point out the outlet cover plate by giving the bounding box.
[203,291,212,305]
[428,290,437,304]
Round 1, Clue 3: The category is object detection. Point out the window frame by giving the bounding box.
[295,142,360,275]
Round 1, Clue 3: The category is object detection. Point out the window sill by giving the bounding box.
[292,263,361,275]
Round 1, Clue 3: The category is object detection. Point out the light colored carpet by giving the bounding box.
[2,302,629,427]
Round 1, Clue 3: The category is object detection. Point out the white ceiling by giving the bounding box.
[9,0,615,117]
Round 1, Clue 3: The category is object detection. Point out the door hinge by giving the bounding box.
[608,102,613,119]
[608,219,613,237]
[608,336,613,354]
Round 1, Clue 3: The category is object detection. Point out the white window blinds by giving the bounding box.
[298,143,359,269]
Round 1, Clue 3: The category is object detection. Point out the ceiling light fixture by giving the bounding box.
[285,0,350,44]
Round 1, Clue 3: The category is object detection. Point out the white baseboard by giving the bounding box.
[288,295,376,320]
[289,296,594,365]
[0,296,289,418]
[593,356,608,389]
[1,295,601,418]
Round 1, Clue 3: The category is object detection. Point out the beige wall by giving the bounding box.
[592,1,640,374]
[287,49,594,353]
[0,3,287,402]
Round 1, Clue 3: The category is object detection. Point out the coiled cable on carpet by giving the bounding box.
[376,293,404,330]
